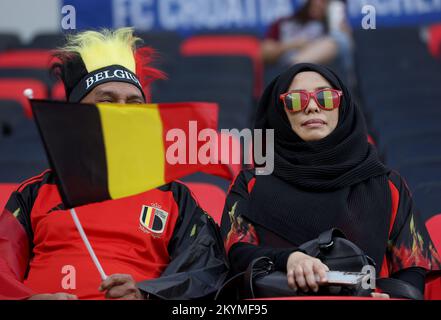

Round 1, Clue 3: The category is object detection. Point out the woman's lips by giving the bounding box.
[302,119,326,128]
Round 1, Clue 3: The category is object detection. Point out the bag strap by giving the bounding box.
[242,257,274,299]
[298,228,347,255]
[214,271,245,300]
[318,228,346,249]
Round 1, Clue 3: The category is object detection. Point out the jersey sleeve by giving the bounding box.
[0,170,52,299]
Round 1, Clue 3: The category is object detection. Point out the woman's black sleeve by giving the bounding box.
[228,242,297,274]
[386,172,440,289]
[391,267,426,294]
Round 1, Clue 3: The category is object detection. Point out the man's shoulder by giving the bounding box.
[2,169,57,226]
[14,169,56,196]
[158,180,191,195]
[157,180,199,207]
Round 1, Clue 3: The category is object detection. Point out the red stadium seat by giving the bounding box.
[0,50,57,69]
[424,214,441,300]
[184,182,226,224]
[0,183,18,211]
[425,273,441,300]
[180,35,263,98]
[51,81,66,101]
[428,24,441,58]
[0,79,48,117]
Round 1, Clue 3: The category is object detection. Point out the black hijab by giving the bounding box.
[247,63,392,271]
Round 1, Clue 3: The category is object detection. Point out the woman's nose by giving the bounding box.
[304,97,320,114]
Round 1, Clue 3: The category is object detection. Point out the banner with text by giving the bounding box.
[63,0,441,35]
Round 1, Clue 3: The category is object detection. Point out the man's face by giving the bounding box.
[81,82,145,105]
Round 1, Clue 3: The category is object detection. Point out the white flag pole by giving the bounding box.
[69,208,107,281]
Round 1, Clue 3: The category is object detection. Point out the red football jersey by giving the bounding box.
[0,170,227,299]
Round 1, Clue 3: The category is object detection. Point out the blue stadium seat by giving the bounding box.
[0,33,21,52]
[137,31,182,72]
[29,33,66,49]
[373,113,441,153]
[397,158,441,191]
[383,133,441,168]
[0,100,48,182]
[412,182,441,236]
[153,56,255,130]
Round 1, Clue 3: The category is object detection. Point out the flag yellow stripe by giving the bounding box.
[97,103,165,200]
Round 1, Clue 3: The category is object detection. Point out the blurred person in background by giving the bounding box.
[261,0,353,77]
[0,28,228,300]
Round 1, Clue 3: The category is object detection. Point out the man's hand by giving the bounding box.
[286,251,329,293]
[99,274,143,300]
[28,293,78,300]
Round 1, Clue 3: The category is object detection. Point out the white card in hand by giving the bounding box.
[325,271,368,286]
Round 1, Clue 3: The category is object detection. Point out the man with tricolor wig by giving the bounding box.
[0,28,228,300]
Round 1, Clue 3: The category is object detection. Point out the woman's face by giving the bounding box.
[308,0,328,20]
[284,71,339,142]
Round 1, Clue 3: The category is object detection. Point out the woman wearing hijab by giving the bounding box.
[220,63,441,298]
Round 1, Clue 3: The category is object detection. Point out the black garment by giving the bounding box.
[249,63,391,270]
[391,267,427,293]
[228,242,295,274]
[221,167,441,296]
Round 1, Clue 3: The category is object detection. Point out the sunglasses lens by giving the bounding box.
[285,92,307,112]
[317,90,339,110]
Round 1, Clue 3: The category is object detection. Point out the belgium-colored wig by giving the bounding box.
[52,28,165,102]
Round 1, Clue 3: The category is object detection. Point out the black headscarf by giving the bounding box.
[247,63,392,271]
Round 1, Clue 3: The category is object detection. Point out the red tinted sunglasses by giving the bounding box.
[280,88,343,113]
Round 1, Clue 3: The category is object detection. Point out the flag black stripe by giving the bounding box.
[32,100,110,208]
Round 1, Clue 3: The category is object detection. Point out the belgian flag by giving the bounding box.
[31,100,227,208]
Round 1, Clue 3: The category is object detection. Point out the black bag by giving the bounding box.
[243,227,376,299]
[296,228,423,299]
[216,228,424,300]
[244,257,372,299]
[297,228,376,272]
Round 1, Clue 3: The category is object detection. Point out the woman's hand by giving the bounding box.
[286,251,329,293]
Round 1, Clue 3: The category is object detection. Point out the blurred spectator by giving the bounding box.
[261,0,352,72]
